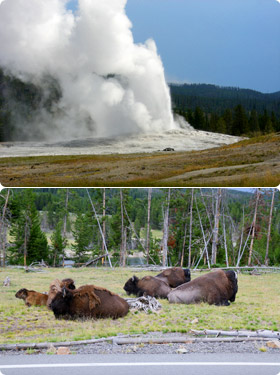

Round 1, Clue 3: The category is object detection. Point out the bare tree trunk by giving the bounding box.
[62,188,69,267]
[180,217,188,267]
[146,188,152,264]
[86,189,112,268]
[120,189,125,267]
[63,189,69,238]
[102,188,106,256]
[222,206,229,267]
[188,188,194,268]
[265,188,275,266]
[195,196,210,268]
[162,189,171,267]
[211,188,222,265]
[0,189,10,267]
[200,188,213,230]
[236,206,245,266]
[1,225,7,267]
[248,188,260,266]
[24,220,28,267]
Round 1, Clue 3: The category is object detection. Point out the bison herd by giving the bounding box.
[15,267,238,321]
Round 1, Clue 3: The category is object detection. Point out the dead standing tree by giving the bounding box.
[248,188,261,266]
[211,188,222,265]
[162,189,171,267]
[146,188,152,264]
[265,188,276,266]
[0,189,10,267]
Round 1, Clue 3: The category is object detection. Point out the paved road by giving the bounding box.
[1,354,280,375]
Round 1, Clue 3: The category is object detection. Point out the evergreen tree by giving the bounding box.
[209,113,219,132]
[216,117,227,134]
[9,190,48,265]
[193,106,205,130]
[72,213,93,263]
[249,109,260,134]
[50,221,67,266]
[222,109,233,134]
[232,104,249,135]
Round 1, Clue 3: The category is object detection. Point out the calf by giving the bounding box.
[15,288,48,307]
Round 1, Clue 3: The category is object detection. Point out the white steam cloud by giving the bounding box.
[0,0,176,140]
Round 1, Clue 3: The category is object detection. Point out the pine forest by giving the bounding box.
[0,188,279,269]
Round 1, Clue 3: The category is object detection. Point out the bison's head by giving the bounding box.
[61,278,76,290]
[183,268,191,282]
[225,270,238,302]
[50,287,73,319]
[123,276,139,295]
[15,288,28,300]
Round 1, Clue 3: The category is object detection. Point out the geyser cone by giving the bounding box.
[0,0,175,141]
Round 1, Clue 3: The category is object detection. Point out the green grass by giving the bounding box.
[0,267,279,345]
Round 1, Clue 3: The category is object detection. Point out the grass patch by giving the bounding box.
[0,267,279,344]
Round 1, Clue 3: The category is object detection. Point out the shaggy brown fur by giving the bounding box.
[123,275,172,298]
[50,284,129,320]
[47,278,76,308]
[15,288,48,307]
[155,267,191,288]
[168,270,238,306]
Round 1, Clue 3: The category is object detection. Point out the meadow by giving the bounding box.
[0,133,279,187]
[0,267,279,345]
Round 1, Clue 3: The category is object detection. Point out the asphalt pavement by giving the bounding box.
[0,353,280,375]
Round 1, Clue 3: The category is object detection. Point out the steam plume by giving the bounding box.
[0,0,176,140]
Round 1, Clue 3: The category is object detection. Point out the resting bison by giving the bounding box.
[15,288,48,307]
[47,278,76,308]
[123,275,171,299]
[50,284,129,320]
[168,270,238,306]
[155,267,191,288]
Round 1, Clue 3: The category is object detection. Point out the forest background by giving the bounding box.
[0,188,279,269]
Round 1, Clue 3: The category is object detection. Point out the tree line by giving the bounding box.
[170,83,280,136]
[0,188,279,268]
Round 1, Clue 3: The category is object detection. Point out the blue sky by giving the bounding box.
[68,0,280,93]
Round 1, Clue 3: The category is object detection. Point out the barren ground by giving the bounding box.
[0,134,280,187]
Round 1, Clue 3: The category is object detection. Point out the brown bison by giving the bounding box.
[15,288,48,307]
[168,270,238,306]
[50,284,129,320]
[155,267,191,288]
[47,278,76,308]
[123,275,171,299]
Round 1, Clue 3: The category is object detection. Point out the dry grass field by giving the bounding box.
[0,133,280,187]
[0,267,279,345]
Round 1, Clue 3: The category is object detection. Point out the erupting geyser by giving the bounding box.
[0,0,177,141]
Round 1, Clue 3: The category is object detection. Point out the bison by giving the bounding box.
[15,288,48,307]
[155,267,191,288]
[50,284,129,320]
[123,275,171,299]
[47,278,76,308]
[168,269,238,306]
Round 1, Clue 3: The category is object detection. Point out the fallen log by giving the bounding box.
[190,329,280,339]
[112,337,273,345]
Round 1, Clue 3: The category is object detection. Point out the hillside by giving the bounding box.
[170,83,280,115]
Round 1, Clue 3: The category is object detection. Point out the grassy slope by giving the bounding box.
[0,268,279,345]
[0,133,280,187]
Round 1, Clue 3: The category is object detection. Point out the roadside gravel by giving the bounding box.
[0,333,279,356]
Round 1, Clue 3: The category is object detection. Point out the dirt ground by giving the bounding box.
[0,134,280,187]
